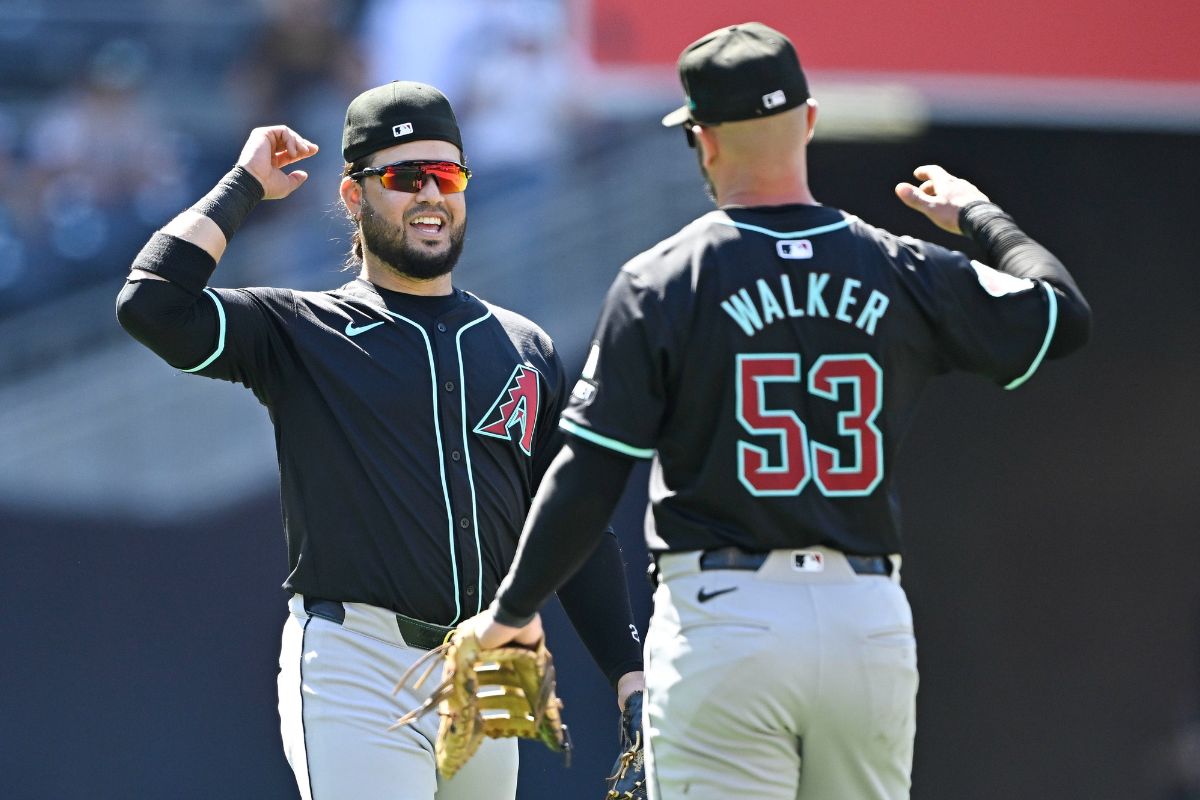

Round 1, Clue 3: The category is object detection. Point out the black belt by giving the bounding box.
[302,597,454,651]
[699,547,893,577]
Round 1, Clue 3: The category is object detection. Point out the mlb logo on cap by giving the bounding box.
[392,122,414,138]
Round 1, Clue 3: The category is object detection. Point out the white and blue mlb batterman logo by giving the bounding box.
[793,551,825,572]
[777,239,813,260]
[474,364,542,456]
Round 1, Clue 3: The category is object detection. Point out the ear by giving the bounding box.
[804,98,819,144]
[694,124,720,169]
[340,175,363,219]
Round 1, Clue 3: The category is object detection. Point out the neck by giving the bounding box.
[359,260,453,296]
[714,164,816,208]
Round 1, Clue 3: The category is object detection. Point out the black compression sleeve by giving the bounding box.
[130,232,217,295]
[116,271,221,370]
[495,438,635,622]
[556,531,645,686]
[191,165,265,241]
[959,201,1092,357]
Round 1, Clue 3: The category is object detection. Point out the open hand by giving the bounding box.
[895,164,989,234]
[236,125,319,200]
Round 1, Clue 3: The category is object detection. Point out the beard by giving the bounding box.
[359,195,467,281]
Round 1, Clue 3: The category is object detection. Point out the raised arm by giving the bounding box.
[895,164,1091,357]
[116,127,317,368]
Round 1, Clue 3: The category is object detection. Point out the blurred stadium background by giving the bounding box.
[1,0,1198,797]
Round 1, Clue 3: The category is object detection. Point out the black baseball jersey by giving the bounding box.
[172,278,567,624]
[562,204,1059,555]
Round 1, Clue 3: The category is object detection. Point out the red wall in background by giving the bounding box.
[589,0,1200,82]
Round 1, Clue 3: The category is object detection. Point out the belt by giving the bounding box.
[302,597,454,651]
[699,547,893,577]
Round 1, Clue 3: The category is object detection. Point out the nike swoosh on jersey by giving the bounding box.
[345,320,385,337]
[697,586,738,603]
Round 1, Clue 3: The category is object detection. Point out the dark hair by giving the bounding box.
[342,159,368,269]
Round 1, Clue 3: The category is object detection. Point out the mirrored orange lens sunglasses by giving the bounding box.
[349,160,471,193]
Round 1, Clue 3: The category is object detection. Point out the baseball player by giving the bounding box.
[116,81,645,799]
[471,22,1091,800]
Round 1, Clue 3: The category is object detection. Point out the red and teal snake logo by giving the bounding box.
[474,365,542,456]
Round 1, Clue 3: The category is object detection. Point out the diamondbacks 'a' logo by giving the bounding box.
[474,365,542,456]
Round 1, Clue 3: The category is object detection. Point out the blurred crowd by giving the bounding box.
[0,0,577,317]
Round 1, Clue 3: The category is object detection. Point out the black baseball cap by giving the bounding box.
[342,81,463,163]
[661,22,809,127]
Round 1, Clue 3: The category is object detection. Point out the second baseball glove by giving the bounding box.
[390,628,570,779]
[605,690,647,799]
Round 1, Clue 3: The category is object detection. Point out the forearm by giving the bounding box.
[494,439,634,622]
[959,201,1092,356]
[556,530,645,687]
[116,166,267,365]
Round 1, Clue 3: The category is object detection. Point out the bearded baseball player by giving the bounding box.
[116,81,645,799]
[471,22,1091,800]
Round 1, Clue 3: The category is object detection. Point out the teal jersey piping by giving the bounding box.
[1005,282,1058,390]
[455,309,494,619]
[559,419,655,459]
[711,216,856,239]
[383,309,461,623]
[182,289,227,373]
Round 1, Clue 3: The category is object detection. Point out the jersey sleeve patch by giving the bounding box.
[970,260,1035,297]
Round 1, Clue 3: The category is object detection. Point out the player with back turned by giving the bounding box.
[472,21,1092,800]
[116,81,644,799]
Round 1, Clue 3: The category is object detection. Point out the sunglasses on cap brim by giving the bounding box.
[349,160,472,194]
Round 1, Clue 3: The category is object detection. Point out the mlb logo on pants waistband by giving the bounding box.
[793,551,824,572]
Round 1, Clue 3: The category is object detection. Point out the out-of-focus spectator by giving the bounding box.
[358,0,577,196]
[358,0,486,105]
[457,1,574,179]
[12,37,190,309]
[225,0,364,282]
[226,0,362,129]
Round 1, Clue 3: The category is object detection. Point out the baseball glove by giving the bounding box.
[390,628,570,779]
[604,690,647,799]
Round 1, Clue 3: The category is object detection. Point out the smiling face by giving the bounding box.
[341,139,468,284]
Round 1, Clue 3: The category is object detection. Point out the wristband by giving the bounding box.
[191,165,265,241]
[491,597,538,629]
[958,200,1008,242]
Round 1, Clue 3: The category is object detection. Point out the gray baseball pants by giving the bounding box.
[644,547,918,799]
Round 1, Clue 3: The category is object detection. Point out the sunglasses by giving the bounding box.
[682,119,703,149]
[349,160,472,194]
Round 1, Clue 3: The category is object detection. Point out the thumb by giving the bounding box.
[288,170,309,189]
[895,182,930,211]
